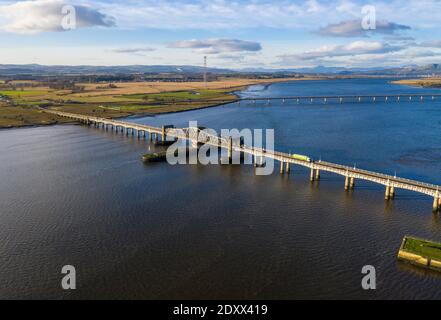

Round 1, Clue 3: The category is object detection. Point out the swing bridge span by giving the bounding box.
[43,107,441,213]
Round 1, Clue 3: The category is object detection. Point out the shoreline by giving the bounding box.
[0,80,276,130]
[0,76,354,130]
[391,78,441,89]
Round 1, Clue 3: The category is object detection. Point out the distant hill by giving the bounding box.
[0,64,233,76]
[1,63,441,77]
[240,64,441,76]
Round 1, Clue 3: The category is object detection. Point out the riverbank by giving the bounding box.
[0,77,322,129]
[392,78,441,88]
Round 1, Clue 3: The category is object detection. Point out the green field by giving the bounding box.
[122,89,236,102]
[0,105,70,128]
[0,90,49,97]
[402,237,441,260]
[0,85,238,128]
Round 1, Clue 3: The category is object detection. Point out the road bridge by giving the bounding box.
[44,109,441,213]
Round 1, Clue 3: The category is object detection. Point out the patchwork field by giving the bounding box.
[0,77,318,128]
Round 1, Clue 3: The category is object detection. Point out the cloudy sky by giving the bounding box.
[1,0,441,69]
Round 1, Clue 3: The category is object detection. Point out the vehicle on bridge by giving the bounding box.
[291,154,312,162]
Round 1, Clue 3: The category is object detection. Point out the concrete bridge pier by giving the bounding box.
[280,162,284,174]
[227,138,233,162]
[385,186,391,200]
[162,126,166,142]
[310,168,315,182]
[344,176,349,190]
[432,197,439,213]
[315,169,320,180]
[285,162,290,174]
[349,177,355,190]
[390,186,395,199]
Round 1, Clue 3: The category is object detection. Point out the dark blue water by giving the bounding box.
[1,78,441,299]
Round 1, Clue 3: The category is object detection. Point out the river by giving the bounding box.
[1,78,441,299]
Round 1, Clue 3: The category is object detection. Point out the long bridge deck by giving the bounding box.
[44,109,441,212]
[132,94,441,105]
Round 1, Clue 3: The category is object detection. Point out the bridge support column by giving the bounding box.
[390,186,395,199]
[349,177,355,190]
[315,169,320,180]
[280,162,284,174]
[227,137,233,162]
[433,197,440,213]
[344,176,349,190]
[310,168,315,181]
[162,126,166,142]
[285,162,290,174]
[385,186,391,200]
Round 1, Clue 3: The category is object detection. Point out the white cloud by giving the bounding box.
[319,20,411,37]
[418,40,441,48]
[88,0,441,31]
[0,0,115,34]
[111,47,156,54]
[97,0,327,30]
[168,39,262,54]
[279,41,405,64]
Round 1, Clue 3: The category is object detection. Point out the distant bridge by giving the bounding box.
[148,94,441,105]
[238,94,441,104]
[44,109,441,213]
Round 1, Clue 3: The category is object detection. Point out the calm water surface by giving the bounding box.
[1,78,441,299]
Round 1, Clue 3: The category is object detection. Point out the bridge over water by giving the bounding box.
[44,109,441,213]
[145,94,441,106]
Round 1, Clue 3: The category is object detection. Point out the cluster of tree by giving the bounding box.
[96,83,118,89]
[47,81,85,92]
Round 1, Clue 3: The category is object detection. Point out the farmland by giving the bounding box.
[0,77,319,128]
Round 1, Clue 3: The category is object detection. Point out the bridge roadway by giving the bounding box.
[45,109,441,212]
[131,93,441,105]
[238,93,441,102]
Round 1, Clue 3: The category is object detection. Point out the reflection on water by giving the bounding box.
[1,78,441,299]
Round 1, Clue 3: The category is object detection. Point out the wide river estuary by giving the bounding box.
[1,78,441,299]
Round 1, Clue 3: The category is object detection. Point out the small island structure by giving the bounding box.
[397,236,441,271]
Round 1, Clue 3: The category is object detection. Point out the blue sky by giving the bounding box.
[1,0,441,68]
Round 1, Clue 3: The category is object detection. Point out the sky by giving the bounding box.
[1,0,441,69]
